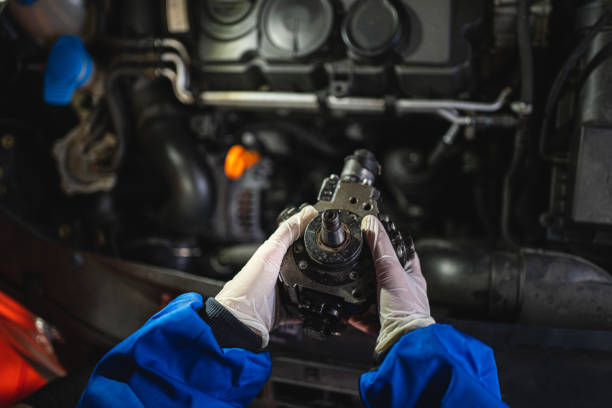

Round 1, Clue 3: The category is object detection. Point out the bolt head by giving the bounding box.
[71,253,84,267]
[58,224,71,238]
[298,260,308,270]
[510,101,533,115]
[349,271,359,280]
[1,134,14,149]
[396,246,405,258]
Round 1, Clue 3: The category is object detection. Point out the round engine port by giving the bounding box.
[342,0,403,57]
[261,0,334,58]
[206,0,253,25]
[200,0,258,41]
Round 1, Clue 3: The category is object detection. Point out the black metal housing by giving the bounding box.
[278,150,411,337]
[194,0,486,97]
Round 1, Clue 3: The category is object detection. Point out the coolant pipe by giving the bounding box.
[418,239,612,331]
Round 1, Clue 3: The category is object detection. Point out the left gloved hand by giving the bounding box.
[215,205,318,348]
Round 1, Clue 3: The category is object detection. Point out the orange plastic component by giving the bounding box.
[0,292,65,406]
[0,341,46,406]
[224,145,261,180]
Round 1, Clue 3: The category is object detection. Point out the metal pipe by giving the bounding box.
[157,53,195,104]
[436,109,473,125]
[156,50,515,124]
[327,96,386,113]
[158,68,194,104]
[200,91,319,111]
[197,88,512,116]
[396,87,513,113]
[442,122,462,144]
[155,38,191,66]
[103,37,191,66]
[427,122,462,167]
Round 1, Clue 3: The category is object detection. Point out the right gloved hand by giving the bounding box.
[358,215,436,356]
[214,205,318,348]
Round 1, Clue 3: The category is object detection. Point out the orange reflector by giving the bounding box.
[224,145,261,180]
[0,291,65,405]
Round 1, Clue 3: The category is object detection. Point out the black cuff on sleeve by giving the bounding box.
[198,298,262,352]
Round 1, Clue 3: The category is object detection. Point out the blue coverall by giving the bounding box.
[77,293,506,407]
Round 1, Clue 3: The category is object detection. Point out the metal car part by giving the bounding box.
[157,52,195,104]
[149,47,515,125]
[52,117,118,195]
[419,239,612,331]
[199,86,513,117]
[109,37,517,132]
[494,0,552,49]
[278,150,412,338]
[6,1,612,405]
[198,88,515,126]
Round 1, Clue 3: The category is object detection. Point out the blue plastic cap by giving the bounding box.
[44,35,93,106]
[18,0,39,5]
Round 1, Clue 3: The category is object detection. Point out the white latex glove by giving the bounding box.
[215,205,318,348]
[361,215,436,356]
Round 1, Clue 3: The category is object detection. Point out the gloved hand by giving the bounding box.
[358,215,436,356]
[215,205,318,348]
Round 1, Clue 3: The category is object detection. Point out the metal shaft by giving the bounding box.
[320,209,346,248]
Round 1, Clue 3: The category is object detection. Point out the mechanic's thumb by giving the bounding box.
[250,205,318,278]
[362,215,435,355]
[361,215,404,290]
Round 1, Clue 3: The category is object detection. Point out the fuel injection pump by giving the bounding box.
[278,150,413,338]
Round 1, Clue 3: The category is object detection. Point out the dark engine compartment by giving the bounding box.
[2,0,612,406]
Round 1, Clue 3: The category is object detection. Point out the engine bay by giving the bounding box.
[2,0,612,406]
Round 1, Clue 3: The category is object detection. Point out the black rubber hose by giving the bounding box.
[517,0,534,106]
[500,125,527,249]
[500,0,534,249]
[418,240,493,313]
[108,74,214,237]
[138,114,214,236]
[105,60,160,169]
[538,7,612,164]
[105,67,142,169]
[419,239,612,331]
